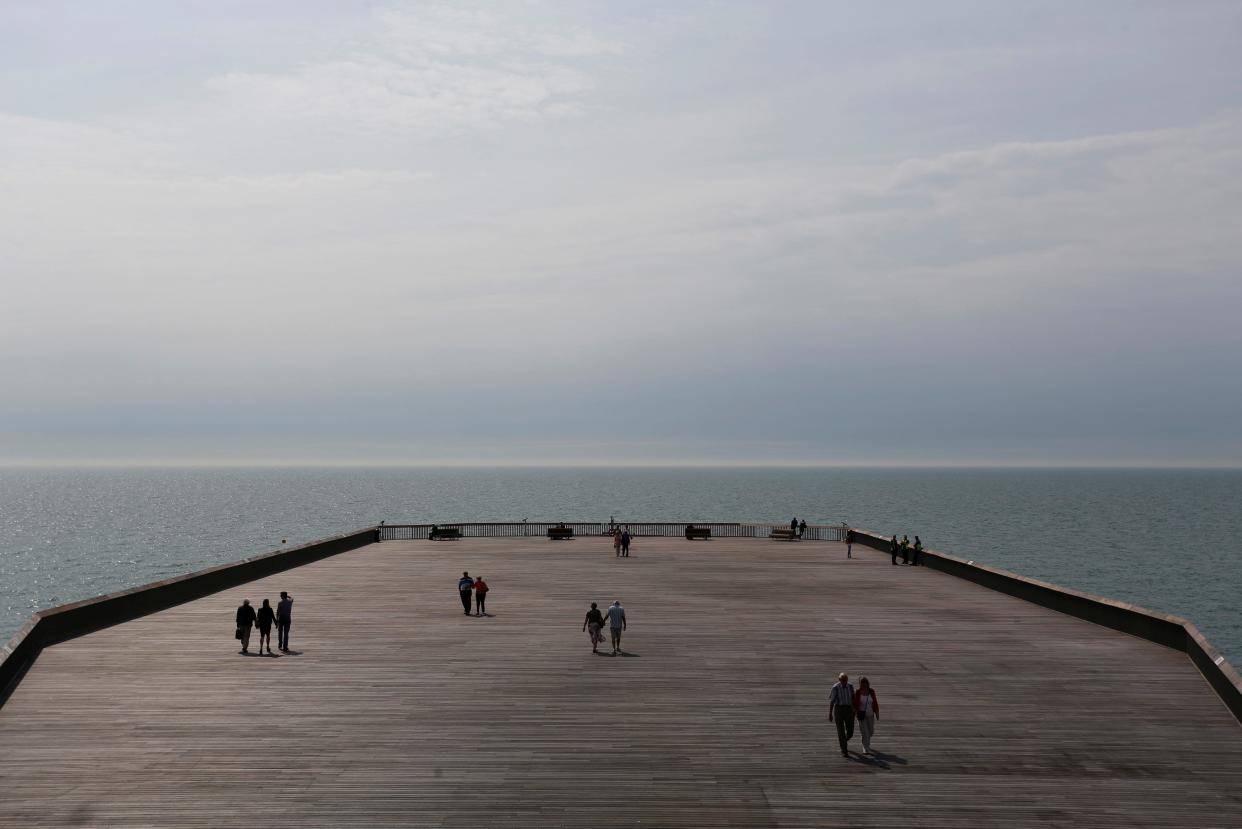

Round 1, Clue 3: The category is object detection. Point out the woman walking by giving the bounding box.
[853,677,881,755]
[473,576,489,616]
[613,530,622,557]
[583,602,605,653]
[255,598,276,655]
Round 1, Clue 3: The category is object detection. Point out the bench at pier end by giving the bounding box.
[769,527,797,541]
[685,526,711,540]
[547,526,574,540]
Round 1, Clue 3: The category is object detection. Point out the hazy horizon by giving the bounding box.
[4,2,1240,466]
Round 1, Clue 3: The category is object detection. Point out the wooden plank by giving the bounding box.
[0,538,1239,828]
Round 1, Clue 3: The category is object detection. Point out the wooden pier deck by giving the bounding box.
[1,537,1239,828]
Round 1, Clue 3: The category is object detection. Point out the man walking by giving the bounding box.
[236,599,256,655]
[828,672,856,757]
[846,528,854,559]
[606,600,627,655]
[458,571,474,615]
[276,591,293,652]
[620,528,631,557]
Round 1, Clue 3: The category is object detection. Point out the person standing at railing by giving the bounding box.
[846,529,854,559]
[890,535,900,565]
[798,519,807,539]
[790,517,798,535]
[901,535,911,565]
[912,536,923,567]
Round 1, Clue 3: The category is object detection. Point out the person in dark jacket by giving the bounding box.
[276,591,293,652]
[236,599,257,654]
[890,535,900,566]
[798,519,807,538]
[912,536,923,566]
[901,535,910,564]
[620,528,631,557]
[255,599,276,655]
[458,572,474,615]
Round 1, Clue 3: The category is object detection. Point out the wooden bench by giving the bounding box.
[769,528,797,541]
[685,527,711,540]
[547,527,574,540]
[428,527,461,540]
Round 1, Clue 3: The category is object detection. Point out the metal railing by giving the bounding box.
[377,522,848,542]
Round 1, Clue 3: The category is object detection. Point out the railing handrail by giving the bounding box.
[376,521,850,541]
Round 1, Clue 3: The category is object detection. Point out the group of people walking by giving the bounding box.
[234,591,293,655]
[889,534,923,565]
[828,672,881,756]
[582,600,627,654]
[458,571,490,616]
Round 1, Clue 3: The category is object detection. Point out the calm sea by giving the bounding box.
[1,467,1239,662]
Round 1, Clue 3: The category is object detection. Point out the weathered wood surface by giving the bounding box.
[0,538,1239,828]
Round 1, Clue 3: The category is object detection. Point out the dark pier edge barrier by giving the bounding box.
[0,526,380,707]
[851,529,1242,723]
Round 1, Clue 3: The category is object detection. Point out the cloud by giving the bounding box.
[200,6,619,139]
[1,2,1240,463]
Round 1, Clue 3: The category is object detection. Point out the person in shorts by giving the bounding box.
[606,600,627,655]
[583,602,605,653]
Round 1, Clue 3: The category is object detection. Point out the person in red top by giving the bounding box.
[473,577,489,616]
[853,677,880,755]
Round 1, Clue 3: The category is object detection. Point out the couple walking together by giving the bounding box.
[828,672,881,756]
[234,591,293,655]
[458,572,489,616]
[582,601,626,654]
[612,528,631,557]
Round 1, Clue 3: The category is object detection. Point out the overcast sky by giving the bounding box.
[2,1,1240,465]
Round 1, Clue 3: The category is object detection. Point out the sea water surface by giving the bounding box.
[1,467,1239,662]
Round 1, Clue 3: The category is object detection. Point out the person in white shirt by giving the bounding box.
[605,600,627,655]
[827,672,856,757]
